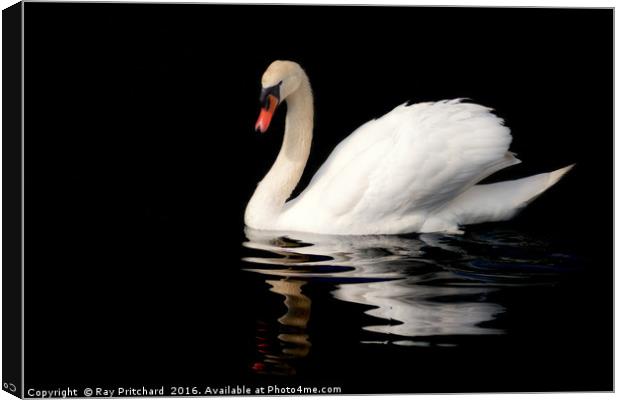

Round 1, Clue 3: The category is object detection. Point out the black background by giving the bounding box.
[24,3,612,394]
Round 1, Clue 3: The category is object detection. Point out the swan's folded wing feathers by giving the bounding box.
[285,99,513,234]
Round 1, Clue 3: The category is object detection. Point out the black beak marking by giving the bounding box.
[259,81,282,108]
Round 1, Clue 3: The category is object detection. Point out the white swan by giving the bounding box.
[245,60,573,235]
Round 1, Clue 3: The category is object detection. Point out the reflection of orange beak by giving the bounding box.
[255,94,278,133]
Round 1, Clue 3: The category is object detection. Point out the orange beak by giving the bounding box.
[255,94,278,133]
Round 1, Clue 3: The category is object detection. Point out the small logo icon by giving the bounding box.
[3,383,17,392]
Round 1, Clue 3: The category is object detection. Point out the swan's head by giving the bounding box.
[255,60,305,133]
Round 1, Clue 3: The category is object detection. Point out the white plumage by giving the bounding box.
[246,61,573,235]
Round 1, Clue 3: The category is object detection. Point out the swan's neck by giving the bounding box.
[245,75,313,228]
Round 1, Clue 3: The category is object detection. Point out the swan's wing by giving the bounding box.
[283,99,516,233]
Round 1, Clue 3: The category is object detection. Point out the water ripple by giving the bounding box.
[242,227,578,375]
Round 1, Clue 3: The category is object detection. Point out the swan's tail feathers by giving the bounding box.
[547,164,575,188]
[442,164,575,226]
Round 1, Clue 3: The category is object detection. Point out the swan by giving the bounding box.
[245,60,573,235]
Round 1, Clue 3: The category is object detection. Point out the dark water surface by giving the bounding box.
[237,226,610,391]
[25,217,612,394]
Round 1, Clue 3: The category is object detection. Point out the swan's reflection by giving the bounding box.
[252,278,311,376]
[243,227,576,373]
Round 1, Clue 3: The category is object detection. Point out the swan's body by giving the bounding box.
[246,60,572,235]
